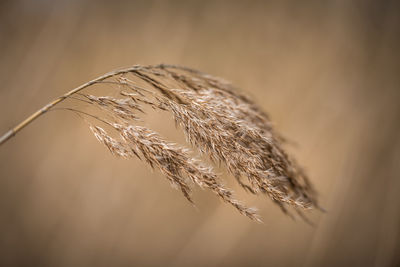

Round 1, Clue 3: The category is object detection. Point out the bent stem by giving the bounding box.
[0,65,146,146]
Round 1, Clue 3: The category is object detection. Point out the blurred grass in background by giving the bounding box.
[0,0,399,266]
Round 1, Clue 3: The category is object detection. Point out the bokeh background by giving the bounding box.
[0,0,399,266]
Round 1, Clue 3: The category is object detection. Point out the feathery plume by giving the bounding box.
[0,64,320,222]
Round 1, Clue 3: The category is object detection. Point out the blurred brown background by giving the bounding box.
[0,0,399,266]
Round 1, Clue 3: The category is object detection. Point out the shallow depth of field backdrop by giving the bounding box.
[0,0,399,266]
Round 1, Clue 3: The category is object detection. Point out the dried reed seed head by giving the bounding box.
[78,64,318,221]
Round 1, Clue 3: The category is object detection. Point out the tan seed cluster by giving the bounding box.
[1,64,319,222]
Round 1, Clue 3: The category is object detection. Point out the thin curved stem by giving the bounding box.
[0,65,146,146]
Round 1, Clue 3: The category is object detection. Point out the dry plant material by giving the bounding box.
[0,64,320,222]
